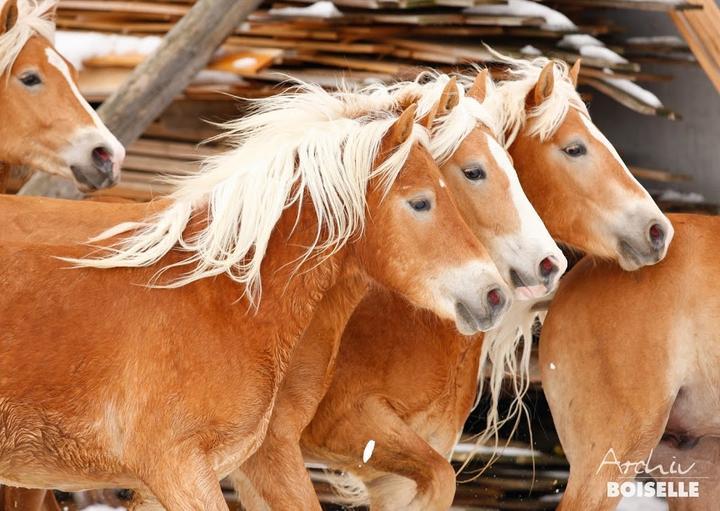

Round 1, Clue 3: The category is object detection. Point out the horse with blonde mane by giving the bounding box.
[0,0,124,192]
[232,69,565,511]
[541,213,719,511]
[299,56,674,510]
[0,82,511,510]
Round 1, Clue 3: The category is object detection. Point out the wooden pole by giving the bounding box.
[19,0,263,198]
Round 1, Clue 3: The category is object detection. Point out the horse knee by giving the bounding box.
[417,458,456,510]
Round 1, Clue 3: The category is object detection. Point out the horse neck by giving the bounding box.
[211,201,354,367]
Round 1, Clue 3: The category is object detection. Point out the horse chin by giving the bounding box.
[514,285,549,301]
[617,240,663,271]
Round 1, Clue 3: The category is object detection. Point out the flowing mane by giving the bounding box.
[0,0,56,77]
[70,83,427,304]
[483,51,588,148]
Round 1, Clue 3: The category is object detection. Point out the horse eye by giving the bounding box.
[408,197,432,212]
[462,165,486,181]
[19,72,42,88]
[563,143,587,157]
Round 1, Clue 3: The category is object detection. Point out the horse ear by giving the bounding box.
[569,59,581,88]
[386,103,418,147]
[419,76,458,128]
[528,61,555,108]
[1,0,19,36]
[444,77,460,112]
[468,69,489,103]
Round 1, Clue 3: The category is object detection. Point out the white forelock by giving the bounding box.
[0,0,56,77]
[68,82,428,305]
[482,50,588,148]
[361,70,501,166]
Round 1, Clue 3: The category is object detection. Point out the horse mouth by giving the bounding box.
[509,269,548,300]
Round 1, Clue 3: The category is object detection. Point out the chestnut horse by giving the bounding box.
[232,70,565,511]
[0,85,510,510]
[0,0,124,192]
[540,214,719,511]
[299,56,674,510]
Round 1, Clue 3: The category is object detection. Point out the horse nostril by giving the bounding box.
[539,257,558,279]
[486,288,505,311]
[649,223,665,249]
[92,146,114,177]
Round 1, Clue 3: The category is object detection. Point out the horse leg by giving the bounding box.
[230,434,320,511]
[546,374,674,511]
[654,436,720,511]
[339,395,456,511]
[133,453,228,511]
[0,488,59,511]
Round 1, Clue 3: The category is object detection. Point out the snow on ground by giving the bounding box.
[617,496,669,511]
[464,0,577,31]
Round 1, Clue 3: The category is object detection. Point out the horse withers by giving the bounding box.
[0,0,124,192]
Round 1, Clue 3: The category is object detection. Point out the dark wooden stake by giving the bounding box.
[19,0,263,198]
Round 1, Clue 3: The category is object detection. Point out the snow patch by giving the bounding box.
[464,0,577,31]
[55,31,161,70]
[521,44,542,56]
[604,76,662,108]
[558,34,604,50]
[580,45,628,65]
[269,1,343,18]
[657,189,704,204]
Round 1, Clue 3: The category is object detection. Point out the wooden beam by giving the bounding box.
[19,0,263,198]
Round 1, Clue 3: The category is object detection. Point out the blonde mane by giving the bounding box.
[360,70,501,166]
[483,51,588,148]
[0,0,56,77]
[70,83,427,304]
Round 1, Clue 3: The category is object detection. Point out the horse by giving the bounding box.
[298,56,674,510]
[0,0,124,193]
[0,83,510,511]
[231,70,566,511]
[540,213,719,511]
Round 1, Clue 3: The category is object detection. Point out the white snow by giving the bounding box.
[193,69,245,85]
[580,45,628,65]
[626,35,685,46]
[521,44,542,56]
[268,1,343,18]
[362,439,375,463]
[465,0,577,31]
[55,31,161,70]
[232,57,258,69]
[604,76,663,108]
[657,189,704,204]
[558,34,604,50]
